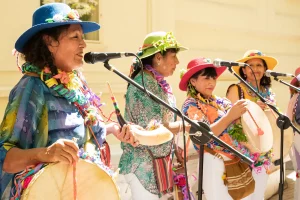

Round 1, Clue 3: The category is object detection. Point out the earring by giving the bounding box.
[157,62,160,66]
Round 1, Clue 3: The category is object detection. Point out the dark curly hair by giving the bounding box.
[21,25,70,75]
[238,59,271,88]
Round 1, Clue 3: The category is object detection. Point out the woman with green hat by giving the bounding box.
[226,50,278,200]
[0,3,138,199]
[118,31,187,200]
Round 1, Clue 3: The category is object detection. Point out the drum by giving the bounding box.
[264,109,294,161]
[21,159,120,200]
[241,100,273,153]
[132,125,173,146]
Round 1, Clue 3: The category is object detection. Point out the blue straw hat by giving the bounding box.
[15,3,100,53]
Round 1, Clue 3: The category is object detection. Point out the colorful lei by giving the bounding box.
[144,65,172,94]
[22,63,104,126]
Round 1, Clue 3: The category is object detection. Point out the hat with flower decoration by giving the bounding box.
[15,3,100,53]
[179,57,227,91]
[137,31,187,59]
[232,50,278,75]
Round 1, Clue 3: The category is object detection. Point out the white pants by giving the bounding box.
[202,153,268,200]
[124,173,171,200]
[290,145,300,200]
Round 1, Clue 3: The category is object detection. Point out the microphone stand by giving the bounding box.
[226,65,300,200]
[102,61,253,200]
[272,76,300,93]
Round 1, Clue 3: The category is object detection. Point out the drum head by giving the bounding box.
[265,110,294,161]
[241,101,273,153]
[21,159,120,200]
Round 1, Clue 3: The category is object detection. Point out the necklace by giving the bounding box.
[22,63,108,126]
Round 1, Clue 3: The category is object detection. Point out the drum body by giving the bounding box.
[264,109,294,161]
[21,159,120,200]
[241,101,273,153]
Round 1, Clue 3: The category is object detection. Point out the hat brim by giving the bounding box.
[179,64,227,91]
[232,56,278,75]
[15,21,100,53]
[139,46,188,59]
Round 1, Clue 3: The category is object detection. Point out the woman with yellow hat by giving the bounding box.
[118,31,187,200]
[226,50,278,200]
[179,57,255,200]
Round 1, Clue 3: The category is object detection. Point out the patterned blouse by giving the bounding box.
[0,75,106,199]
[118,72,175,195]
[182,96,234,154]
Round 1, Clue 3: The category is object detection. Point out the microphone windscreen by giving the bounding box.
[84,52,94,64]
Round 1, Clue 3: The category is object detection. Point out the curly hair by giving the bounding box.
[21,25,70,75]
[238,59,271,88]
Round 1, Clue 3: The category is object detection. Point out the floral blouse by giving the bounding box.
[0,75,106,199]
[118,72,175,195]
[182,95,272,172]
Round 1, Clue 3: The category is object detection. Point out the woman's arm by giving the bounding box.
[3,147,45,173]
[3,139,79,173]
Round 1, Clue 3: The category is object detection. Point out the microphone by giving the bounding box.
[213,58,249,68]
[84,52,136,64]
[265,70,295,78]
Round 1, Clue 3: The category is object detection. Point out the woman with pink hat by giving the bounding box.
[226,50,278,200]
[0,3,138,199]
[179,57,256,200]
[286,67,300,200]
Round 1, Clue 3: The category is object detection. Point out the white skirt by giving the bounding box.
[202,153,268,200]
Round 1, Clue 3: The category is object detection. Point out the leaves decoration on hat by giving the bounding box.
[179,69,187,79]
[152,32,178,54]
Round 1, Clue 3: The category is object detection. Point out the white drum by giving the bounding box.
[241,100,273,153]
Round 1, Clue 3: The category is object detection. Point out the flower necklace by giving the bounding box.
[21,63,112,126]
[144,65,172,94]
[196,93,223,111]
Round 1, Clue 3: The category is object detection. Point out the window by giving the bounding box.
[41,0,100,41]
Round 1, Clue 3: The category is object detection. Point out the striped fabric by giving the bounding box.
[147,150,174,195]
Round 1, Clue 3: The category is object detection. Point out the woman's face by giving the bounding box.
[154,51,179,77]
[46,24,86,72]
[190,74,216,98]
[242,58,266,83]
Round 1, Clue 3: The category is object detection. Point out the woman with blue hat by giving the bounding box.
[0,3,138,199]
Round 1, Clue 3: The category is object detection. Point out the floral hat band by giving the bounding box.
[45,9,80,23]
[247,51,265,58]
[137,31,187,59]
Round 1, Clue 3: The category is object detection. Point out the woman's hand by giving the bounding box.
[108,123,140,147]
[38,139,79,164]
[226,100,248,121]
[256,100,267,110]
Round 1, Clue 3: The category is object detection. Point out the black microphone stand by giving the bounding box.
[101,61,253,200]
[272,76,300,93]
[226,66,300,200]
